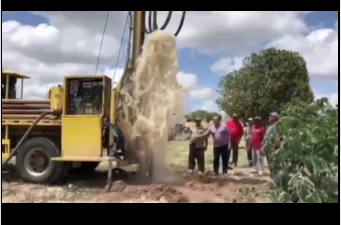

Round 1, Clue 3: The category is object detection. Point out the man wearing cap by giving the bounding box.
[263,112,279,178]
[192,114,231,176]
[244,118,253,167]
[226,113,244,167]
[250,116,266,175]
[187,117,208,175]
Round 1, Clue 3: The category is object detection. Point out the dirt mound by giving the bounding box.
[2,180,73,203]
[184,176,225,192]
[138,184,189,203]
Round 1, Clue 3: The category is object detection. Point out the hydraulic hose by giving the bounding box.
[145,11,186,36]
[2,111,61,166]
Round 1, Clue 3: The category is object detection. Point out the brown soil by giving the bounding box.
[2,167,271,203]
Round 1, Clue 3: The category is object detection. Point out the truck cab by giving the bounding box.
[2,69,30,99]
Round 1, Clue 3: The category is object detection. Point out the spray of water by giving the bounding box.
[120,30,186,182]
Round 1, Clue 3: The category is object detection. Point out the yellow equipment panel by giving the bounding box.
[47,86,63,111]
[2,139,10,159]
[61,116,103,158]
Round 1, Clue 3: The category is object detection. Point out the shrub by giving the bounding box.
[264,99,338,203]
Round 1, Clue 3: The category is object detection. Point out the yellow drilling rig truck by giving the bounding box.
[1,11,186,188]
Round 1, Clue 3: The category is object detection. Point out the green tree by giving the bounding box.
[186,110,216,121]
[216,48,314,119]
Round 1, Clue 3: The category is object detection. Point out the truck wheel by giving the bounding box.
[16,137,64,184]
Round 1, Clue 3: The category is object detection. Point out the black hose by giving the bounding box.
[145,11,186,36]
[2,111,59,166]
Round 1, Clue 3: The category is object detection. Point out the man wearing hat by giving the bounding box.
[244,118,253,167]
[250,116,266,175]
[187,117,208,175]
[226,113,244,167]
[263,112,279,178]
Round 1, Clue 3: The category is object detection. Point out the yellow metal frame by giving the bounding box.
[2,70,30,99]
[1,139,10,159]
[62,75,111,116]
[55,75,112,161]
[61,115,103,158]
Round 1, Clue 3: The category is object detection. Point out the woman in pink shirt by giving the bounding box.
[250,116,266,175]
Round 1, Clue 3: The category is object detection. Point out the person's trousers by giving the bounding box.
[213,145,229,174]
[231,143,239,166]
[188,145,205,173]
[245,140,252,163]
[252,150,264,172]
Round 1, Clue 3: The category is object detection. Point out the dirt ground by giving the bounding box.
[2,140,272,203]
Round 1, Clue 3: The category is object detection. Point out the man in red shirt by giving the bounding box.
[250,116,266,175]
[226,113,244,167]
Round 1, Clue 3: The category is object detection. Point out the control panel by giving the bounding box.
[66,78,104,115]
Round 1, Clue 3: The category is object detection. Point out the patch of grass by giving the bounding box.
[168,138,251,172]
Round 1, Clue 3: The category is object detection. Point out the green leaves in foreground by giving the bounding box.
[264,100,339,203]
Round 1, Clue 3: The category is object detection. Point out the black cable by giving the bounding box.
[95,11,110,75]
[145,11,186,36]
[2,111,59,166]
[112,12,130,82]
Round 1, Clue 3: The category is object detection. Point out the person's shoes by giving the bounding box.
[222,173,228,177]
[258,171,264,176]
[187,169,194,174]
[251,168,258,173]
[198,171,204,176]
[214,172,219,177]
[228,170,235,175]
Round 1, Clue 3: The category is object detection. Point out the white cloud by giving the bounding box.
[2,11,337,108]
[176,71,198,90]
[1,15,199,98]
[30,11,309,55]
[177,11,308,54]
[200,100,219,112]
[210,56,244,75]
[189,87,214,100]
[268,26,338,79]
[211,25,338,80]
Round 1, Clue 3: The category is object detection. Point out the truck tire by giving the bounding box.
[16,137,64,184]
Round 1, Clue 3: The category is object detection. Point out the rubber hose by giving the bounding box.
[145,11,186,36]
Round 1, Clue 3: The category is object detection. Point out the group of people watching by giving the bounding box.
[185,112,279,177]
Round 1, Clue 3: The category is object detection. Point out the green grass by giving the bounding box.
[168,138,252,172]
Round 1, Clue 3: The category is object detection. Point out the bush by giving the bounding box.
[264,99,338,203]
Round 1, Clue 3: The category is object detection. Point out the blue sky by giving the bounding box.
[2,11,339,111]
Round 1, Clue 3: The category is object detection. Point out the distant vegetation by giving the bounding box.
[185,110,218,122]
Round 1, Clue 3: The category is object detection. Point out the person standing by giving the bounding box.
[263,112,279,179]
[192,114,231,176]
[250,116,266,175]
[187,117,208,175]
[226,113,244,167]
[244,118,253,167]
